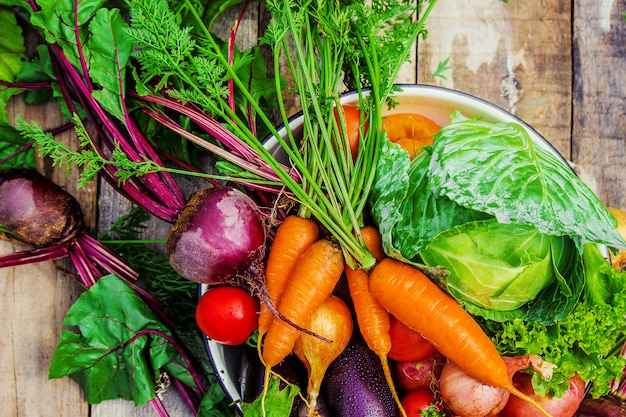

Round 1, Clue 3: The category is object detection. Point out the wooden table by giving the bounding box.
[1,1,625,416]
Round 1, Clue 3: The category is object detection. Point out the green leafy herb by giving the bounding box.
[433,57,451,80]
[240,375,300,417]
[49,274,196,406]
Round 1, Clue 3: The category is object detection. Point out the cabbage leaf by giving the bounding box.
[429,113,626,251]
[420,219,564,311]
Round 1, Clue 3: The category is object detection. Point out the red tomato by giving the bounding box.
[401,389,439,417]
[196,286,259,345]
[333,104,368,162]
[388,314,437,362]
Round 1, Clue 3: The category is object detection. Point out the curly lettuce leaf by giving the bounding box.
[429,112,626,251]
[49,274,195,406]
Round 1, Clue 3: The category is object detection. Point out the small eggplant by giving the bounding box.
[321,334,399,417]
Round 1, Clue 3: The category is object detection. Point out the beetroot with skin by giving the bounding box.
[575,394,626,417]
[0,169,84,247]
[166,186,266,284]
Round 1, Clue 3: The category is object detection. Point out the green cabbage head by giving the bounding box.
[419,219,569,311]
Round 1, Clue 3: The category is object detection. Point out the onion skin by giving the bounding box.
[293,295,353,417]
[0,169,84,247]
[166,186,266,284]
[440,360,510,417]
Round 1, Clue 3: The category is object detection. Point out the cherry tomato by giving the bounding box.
[196,286,259,345]
[388,314,437,362]
[401,388,439,417]
[333,104,368,162]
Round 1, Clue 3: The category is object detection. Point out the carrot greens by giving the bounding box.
[117,0,438,269]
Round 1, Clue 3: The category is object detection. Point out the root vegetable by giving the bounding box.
[440,360,510,417]
[166,186,266,284]
[440,354,558,417]
[293,295,353,416]
[393,350,446,393]
[369,258,556,417]
[575,394,626,417]
[500,372,586,417]
[0,168,83,246]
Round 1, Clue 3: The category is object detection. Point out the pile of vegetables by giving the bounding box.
[2,1,626,417]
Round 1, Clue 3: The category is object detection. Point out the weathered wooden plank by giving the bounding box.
[1,97,90,416]
[572,0,626,208]
[0,245,89,417]
[417,0,573,158]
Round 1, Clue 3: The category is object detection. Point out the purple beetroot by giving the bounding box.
[166,185,266,285]
[0,168,84,247]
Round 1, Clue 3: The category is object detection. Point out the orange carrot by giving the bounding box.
[258,215,319,338]
[346,226,405,417]
[360,225,385,261]
[260,238,344,415]
[369,258,554,417]
[262,238,345,368]
[346,266,406,417]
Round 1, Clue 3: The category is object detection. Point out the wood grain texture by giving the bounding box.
[572,0,626,208]
[418,0,573,157]
[1,91,93,416]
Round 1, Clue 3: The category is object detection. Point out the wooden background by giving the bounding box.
[1,0,625,416]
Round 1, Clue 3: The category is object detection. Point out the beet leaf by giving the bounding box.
[0,7,27,125]
[49,274,198,406]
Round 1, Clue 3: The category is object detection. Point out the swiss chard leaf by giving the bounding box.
[87,7,133,120]
[0,125,36,168]
[0,7,27,81]
[30,0,92,69]
[0,6,27,124]
[429,113,626,250]
[49,274,195,406]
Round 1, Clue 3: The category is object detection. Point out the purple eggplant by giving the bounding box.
[321,335,399,417]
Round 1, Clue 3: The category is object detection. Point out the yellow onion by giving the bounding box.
[293,295,353,417]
